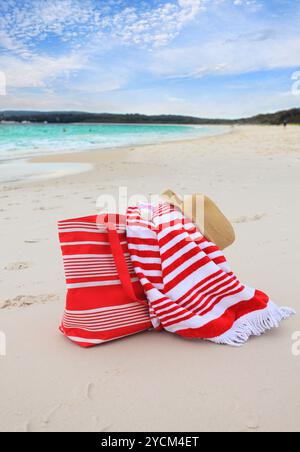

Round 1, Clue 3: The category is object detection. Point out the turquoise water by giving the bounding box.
[0,123,226,182]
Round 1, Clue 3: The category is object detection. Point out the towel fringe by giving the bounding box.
[211,302,295,347]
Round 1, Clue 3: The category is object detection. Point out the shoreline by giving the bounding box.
[0,124,230,185]
[29,125,232,165]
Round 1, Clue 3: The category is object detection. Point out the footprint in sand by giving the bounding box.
[0,294,59,310]
[86,382,96,400]
[4,262,30,271]
[42,404,63,427]
[233,213,266,224]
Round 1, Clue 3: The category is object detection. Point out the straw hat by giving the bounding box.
[161,189,235,250]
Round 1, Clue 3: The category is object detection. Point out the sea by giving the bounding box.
[0,123,227,183]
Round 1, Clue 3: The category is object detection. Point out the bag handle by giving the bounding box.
[101,214,148,307]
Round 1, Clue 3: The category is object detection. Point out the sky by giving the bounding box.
[0,0,299,118]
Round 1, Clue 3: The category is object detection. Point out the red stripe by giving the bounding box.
[66,275,124,284]
[134,271,163,284]
[212,256,227,265]
[179,273,232,309]
[162,246,202,278]
[175,290,269,339]
[130,261,162,271]
[129,249,161,259]
[160,235,193,261]
[202,245,219,255]
[163,311,195,327]
[128,237,158,246]
[176,270,224,303]
[187,277,239,313]
[197,284,244,316]
[158,228,188,248]
[164,256,211,293]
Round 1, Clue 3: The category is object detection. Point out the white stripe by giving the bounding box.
[64,257,132,263]
[127,219,151,227]
[162,241,195,269]
[183,277,238,312]
[159,232,188,255]
[165,261,217,299]
[164,252,207,285]
[184,221,198,231]
[64,311,149,324]
[64,313,150,328]
[130,256,161,265]
[189,231,203,241]
[157,222,184,241]
[155,305,183,318]
[66,270,135,278]
[178,273,231,307]
[196,281,243,315]
[59,221,125,229]
[67,277,139,289]
[59,224,105,228]
[151,299,172,310]
[159,309,191,324]
[66,273,120,279]
[133,268,162,278]
[64,259,130,265]
[65,268,134,275]
[63,254,129,259]
[155,211,183,225]
[206,251,224,260]
[64,318,150,332]
[67,336,106,344]
[66,332,140,344]
[127,228,156,240]
[199,241,215,250]
[59,226,125,232]
[64,265,120,271]
[64,306,148,321]
[59,228,108,234]
[166,287,256,332]
[61,241,127,246]
[128,244,160,252]
[65,301,144,315]
[64,262,124,268]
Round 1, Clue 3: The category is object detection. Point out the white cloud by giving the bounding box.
[0,0,207,92]
[0,0,206,56]
[148,30,300,79]
[0,53,85,89]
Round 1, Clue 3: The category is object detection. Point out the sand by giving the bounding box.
[0,125,299,432]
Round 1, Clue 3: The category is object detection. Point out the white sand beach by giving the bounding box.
[0,125,300,432]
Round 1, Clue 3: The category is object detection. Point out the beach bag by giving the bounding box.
[58,213,151,347]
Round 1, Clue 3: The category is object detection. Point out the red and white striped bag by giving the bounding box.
[58,214,151,347]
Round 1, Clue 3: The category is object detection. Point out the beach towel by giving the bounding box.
[126,203,294,346]
[58,214,151,347]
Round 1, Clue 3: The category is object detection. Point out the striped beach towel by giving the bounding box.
[126,203,294,346]
[58,214,152,347]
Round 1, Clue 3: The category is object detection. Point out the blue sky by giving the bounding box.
[0,0,299,118]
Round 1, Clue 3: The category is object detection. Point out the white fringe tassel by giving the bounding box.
[211,301,295,347]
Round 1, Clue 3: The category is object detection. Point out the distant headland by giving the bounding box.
[0,108,299,125]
